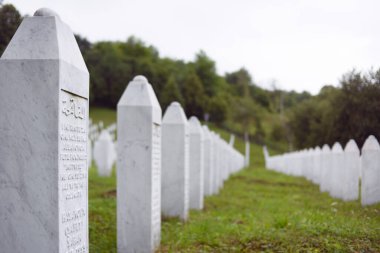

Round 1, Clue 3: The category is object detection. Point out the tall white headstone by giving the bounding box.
[0,8,89,253]
[361,135,380,206]
[93,130,116,177]
[117,76,162,252]
[343,139,360,201]
[202,125,213,196]
[188,116,204,209]
[161,102,189,220]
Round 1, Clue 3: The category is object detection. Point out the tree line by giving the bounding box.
[1,4,379,151]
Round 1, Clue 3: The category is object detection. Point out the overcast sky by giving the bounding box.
[4,0,379,94]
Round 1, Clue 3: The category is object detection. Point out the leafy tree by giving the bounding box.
[225,68,251,98]
[192,51,220,97]
[0,4,22,56]
[160,75,184,111]
[207,94,229,125]
[182,70,206,118]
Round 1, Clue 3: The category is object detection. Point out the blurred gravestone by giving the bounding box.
[343,139,360,201]
[93,130,116,177]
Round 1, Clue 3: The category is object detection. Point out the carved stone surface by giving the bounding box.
[188,116,204,210]
[117,76,162,253]
[0,8,89,253]
[161,102,189,220]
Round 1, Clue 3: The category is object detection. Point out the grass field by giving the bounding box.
[89,108,380,252]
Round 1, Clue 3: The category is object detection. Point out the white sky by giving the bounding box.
[4,0,380,94]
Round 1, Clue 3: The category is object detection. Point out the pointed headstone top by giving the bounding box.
[118,75,161,108]
[162,101,187,125]
[1,8,87,73]
[34,8,60,18]
[344,139,360,153]
[98,130,112,142]
[322,144,330,152]
[188,116,203,137]
[362,135,380,151]
[332,142,343,153]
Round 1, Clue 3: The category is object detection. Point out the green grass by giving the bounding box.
[88,107,380,252]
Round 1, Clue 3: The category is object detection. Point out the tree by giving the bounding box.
[193,50,220,97]
[160,75,184,111]
[0,4,22,56]
[207,94,229,125]
[225,68,251,98]
[182,70,206,118]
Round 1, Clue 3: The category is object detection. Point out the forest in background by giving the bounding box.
[1,4,379,151]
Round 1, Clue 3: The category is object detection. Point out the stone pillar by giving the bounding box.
[229,134,235,146]
[202,125,213,196]
[331,142,344,199]
[188,116,204,209]
[245,136,250,167]
[93,130,116,177]
[0,8,89,253]
[343,139,360,201]
[117,76,161,252]
[320,144,331,193]
[361,135,380,206]
[161,102,189,221]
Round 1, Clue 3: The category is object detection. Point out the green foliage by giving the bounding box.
[0,4,22,56]
[289,69,380,149]
[193,50,221,97]
[182,70,206,118]
[86,113,380,252]
[160,75,184,112]
[225,68,251,98]
[207,94,229,125]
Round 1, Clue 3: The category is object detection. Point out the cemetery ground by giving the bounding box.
[89,108,380,252]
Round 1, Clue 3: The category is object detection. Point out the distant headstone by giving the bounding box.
[161,102,189,220]
[117,76,162,252]
[245,139,250,167]
[343,139,360,201]
[331,142,344,198]
[188,116,204,209]
[361,135,380,206]
[0,9,89,253]
[93,130,116,177]
[320,144,331,193]
[202,125,213,196]
[229,134,235,146]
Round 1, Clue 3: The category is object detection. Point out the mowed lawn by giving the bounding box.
[88,108,380,252]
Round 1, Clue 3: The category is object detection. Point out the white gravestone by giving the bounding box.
[188,116,204,209]
[202,125,213,196]
[361,135,380,206]
[0,8,89,253]
[161,102,189,221]
[93,130,116,177]
[117,76,161,252]
[331,142,344,199]
[320,144,331,193]
[343,139,360,201]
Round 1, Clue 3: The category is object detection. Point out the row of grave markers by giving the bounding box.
[263,136,380,206]
[0,9,246,253]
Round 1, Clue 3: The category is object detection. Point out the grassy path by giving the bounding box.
[88,108,379,252]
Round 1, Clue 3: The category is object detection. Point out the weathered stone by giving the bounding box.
[0,8,89,253]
